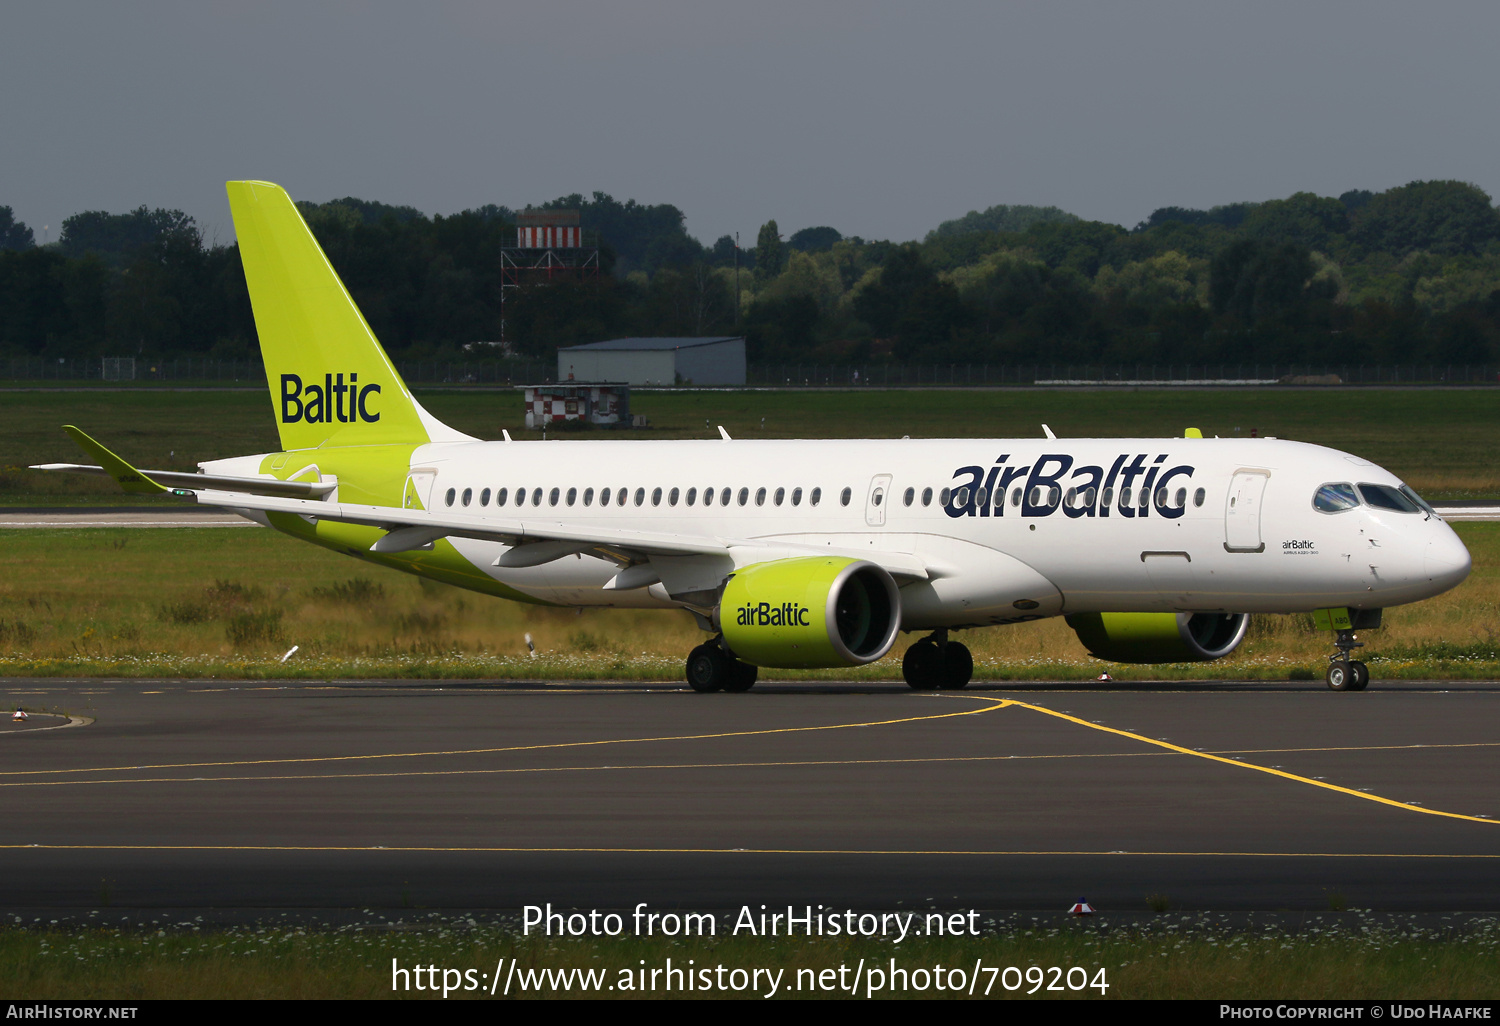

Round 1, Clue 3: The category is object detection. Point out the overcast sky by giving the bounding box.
[4,2,1499,246]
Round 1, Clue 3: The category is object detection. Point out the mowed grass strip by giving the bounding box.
[0,524,1496,680]
[2,387,1498,504]
[2,919,1497,1000]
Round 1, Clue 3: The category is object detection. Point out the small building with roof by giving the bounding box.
[556,336,745,386]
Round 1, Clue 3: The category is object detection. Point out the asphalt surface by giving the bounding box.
[1,677,1497,916]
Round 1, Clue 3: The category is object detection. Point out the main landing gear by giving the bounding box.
[902,629,973,690]
[685,640,758,693]
[1325,628,1369,692]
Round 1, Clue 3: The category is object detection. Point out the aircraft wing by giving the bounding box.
[184,487,930,581]
[31,426,334,499]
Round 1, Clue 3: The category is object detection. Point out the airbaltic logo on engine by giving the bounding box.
[737,602,812,627]
[281,373,381,424]
[945,452,1198,520]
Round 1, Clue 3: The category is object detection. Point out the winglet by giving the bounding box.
[718,426,732,441]
[61,426,169,495]
[1042,424,1056,440]
[1185,427,1203,439]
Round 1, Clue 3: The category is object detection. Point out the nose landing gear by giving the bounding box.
[1325,628,1369,691]
[902,629,974,690]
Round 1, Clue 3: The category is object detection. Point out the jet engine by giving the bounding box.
[719,557,901,668]
[1065,611,1250,664]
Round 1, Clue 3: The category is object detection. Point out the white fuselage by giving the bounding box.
[371,435,1470,627]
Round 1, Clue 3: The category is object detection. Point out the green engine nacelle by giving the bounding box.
[719,557,901,668]
[1065,611,1250,664]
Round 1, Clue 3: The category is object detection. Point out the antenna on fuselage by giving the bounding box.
[1042,424,1056,439]
[718,426,732,441]
[502,430,512,442]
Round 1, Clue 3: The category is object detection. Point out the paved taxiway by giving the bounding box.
[1,678,1497,915]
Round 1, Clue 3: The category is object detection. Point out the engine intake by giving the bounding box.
[719,557,901,668]
[1065,611,1250,664]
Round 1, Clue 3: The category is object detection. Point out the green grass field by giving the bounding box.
[1,522,1496,681]
[2,386,1498,504]
[3,914,1496,999]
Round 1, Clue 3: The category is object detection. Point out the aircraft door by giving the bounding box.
[1224,470,1269,552]
[404,469,437,510]
[865,474,893,527]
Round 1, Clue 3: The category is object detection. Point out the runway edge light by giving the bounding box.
[1069,898,1095,916]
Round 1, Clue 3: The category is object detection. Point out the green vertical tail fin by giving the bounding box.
[226,180,470,451]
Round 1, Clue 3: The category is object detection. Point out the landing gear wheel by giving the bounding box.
[940,641,973,689]
[1349,660,1369,691]
[1325,661,1354,691]
[903,639,941,690]
[723,660,758,692]
[686,643,729,692]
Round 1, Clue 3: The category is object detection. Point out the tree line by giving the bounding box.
[2,180,1498,368]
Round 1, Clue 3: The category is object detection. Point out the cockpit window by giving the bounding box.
[1312,483,1359,513]
[1357,482,1420,513]
[1400,484,1438,517]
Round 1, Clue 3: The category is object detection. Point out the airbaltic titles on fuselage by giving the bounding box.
[946,453,1197,519]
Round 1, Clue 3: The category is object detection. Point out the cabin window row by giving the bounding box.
[444,485,836,509]
[442,483,1212,512]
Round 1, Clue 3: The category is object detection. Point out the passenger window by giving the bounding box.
[686,487,697,506]
[791,487,803,506]
[445,488,455,507]
[598,488,609,507]
[939,487,950,505]
[634,487,646,507]
[1174,487,1186,508]
[1193,487,1205,507]
[669,487,680,506]
[515,487,526,507]
[566,487,577,506]
[1357,482,1419,513]
[755,487,767,506]
[531,487,543,506]
[1313,482,1360,513]
[738,487,749,506]
[1084,487,1097,507]
[872,488,884,507]
[955,486,970,507]
[774,487,785,506]
[840,487,852,506]
[651,487,662,506]
[1065,487,1077,508]
[703,487,714,507]
[922,487,932,506]
[480,488,491,506]
[1121,487,1132,507]
[496,487,508,506]
[549,487,560,506]
[461,487,472,507]
[904,487,914,506]
[810,487,822,506]
[583,487,594,506]
[1100,486,1113,508]
[721,487,732,506]
[973,487,986,508]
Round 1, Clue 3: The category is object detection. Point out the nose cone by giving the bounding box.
[1425,528,1472,594]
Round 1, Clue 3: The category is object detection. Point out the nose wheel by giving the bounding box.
[903,630,973,690]
[1325,628,1369,691]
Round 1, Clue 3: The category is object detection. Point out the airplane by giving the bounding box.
[33,181,1473,693]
